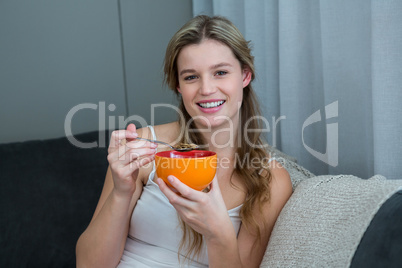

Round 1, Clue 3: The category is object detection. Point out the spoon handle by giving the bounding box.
[136,137,174,150]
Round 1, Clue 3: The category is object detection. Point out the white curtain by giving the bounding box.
[193,0,402,179]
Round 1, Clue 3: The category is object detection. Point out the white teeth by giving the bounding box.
[198,101,224,108]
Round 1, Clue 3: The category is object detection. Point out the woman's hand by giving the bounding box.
[107,124,157,197]
[157,175,233,240]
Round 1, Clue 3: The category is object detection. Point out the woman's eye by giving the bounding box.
[216,71,227,76]
[184,75,197,81]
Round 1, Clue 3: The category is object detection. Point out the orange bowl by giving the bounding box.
[155,150,217,191]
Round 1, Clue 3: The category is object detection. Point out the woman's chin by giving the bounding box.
[194,117,237,131]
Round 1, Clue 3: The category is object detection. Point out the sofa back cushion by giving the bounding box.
[0,131,108,267]
[260,175,402,267]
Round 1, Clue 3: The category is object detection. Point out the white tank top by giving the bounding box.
[118,126,243,267]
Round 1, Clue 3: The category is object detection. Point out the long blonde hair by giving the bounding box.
[163,15,272,261]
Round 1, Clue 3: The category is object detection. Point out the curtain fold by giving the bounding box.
[371,0,402,179]
[193,0,402,179]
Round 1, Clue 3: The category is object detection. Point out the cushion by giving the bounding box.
[274,156,314,190]
[0,131,108,267]
[267,146,315,189]
[350,190,402,267]
[260,175,402,267]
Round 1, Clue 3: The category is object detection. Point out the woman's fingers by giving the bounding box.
[126,123,137,140]
[158,175,204,203]
[166,175,193,199]
[109,123,139,150]
[109,129,137,152]
[158,177,193,207]
[117,140,156,158]
[108,144,156,169]
[107,124,158,196]
[114,154,155,179]
[107,137,156,162]
[120,147,157,165]
[125,139,157,150]
[158,176,218,233]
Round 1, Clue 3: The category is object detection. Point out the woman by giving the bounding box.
[76,15,292,267]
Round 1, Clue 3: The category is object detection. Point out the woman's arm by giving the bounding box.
[206,161,292,267]
[76,126,156,267]
[75,168,142,268]
[235,161,292,267]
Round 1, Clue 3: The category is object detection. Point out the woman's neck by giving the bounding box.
[197,123,240,160]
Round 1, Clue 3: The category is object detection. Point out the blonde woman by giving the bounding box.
[76,15,292,268]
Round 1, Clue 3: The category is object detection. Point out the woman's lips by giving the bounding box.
[197,100,225,108]
[196,100,226,113]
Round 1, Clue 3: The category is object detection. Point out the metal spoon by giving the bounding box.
[136,137,198,152]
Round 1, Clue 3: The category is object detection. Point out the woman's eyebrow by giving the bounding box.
[179,69,196,76]
[179,63,233,76]
[210,62,232,69]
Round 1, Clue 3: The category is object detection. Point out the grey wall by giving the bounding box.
[0,0,192,143]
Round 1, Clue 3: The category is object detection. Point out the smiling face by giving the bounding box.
[176,39,251,130]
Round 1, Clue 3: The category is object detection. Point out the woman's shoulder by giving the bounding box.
[268,157,291,183]
[267,158,292,205]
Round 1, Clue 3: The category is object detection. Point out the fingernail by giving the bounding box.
[167,176,174,183]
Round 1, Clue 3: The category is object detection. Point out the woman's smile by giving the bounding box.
[197,100,226,109]
[196,99,226,114]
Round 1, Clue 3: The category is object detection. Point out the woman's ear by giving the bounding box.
[242,66,252,88]
[176,86,182,94]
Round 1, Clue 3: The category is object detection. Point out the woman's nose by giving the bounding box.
[199,78,217,95]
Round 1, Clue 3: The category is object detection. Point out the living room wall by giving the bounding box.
[0,0,192,143]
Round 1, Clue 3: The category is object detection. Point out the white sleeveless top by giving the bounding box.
[117,126,242,267]
[118,126,275,267]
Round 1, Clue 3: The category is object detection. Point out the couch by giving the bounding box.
[0,131,401,267]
